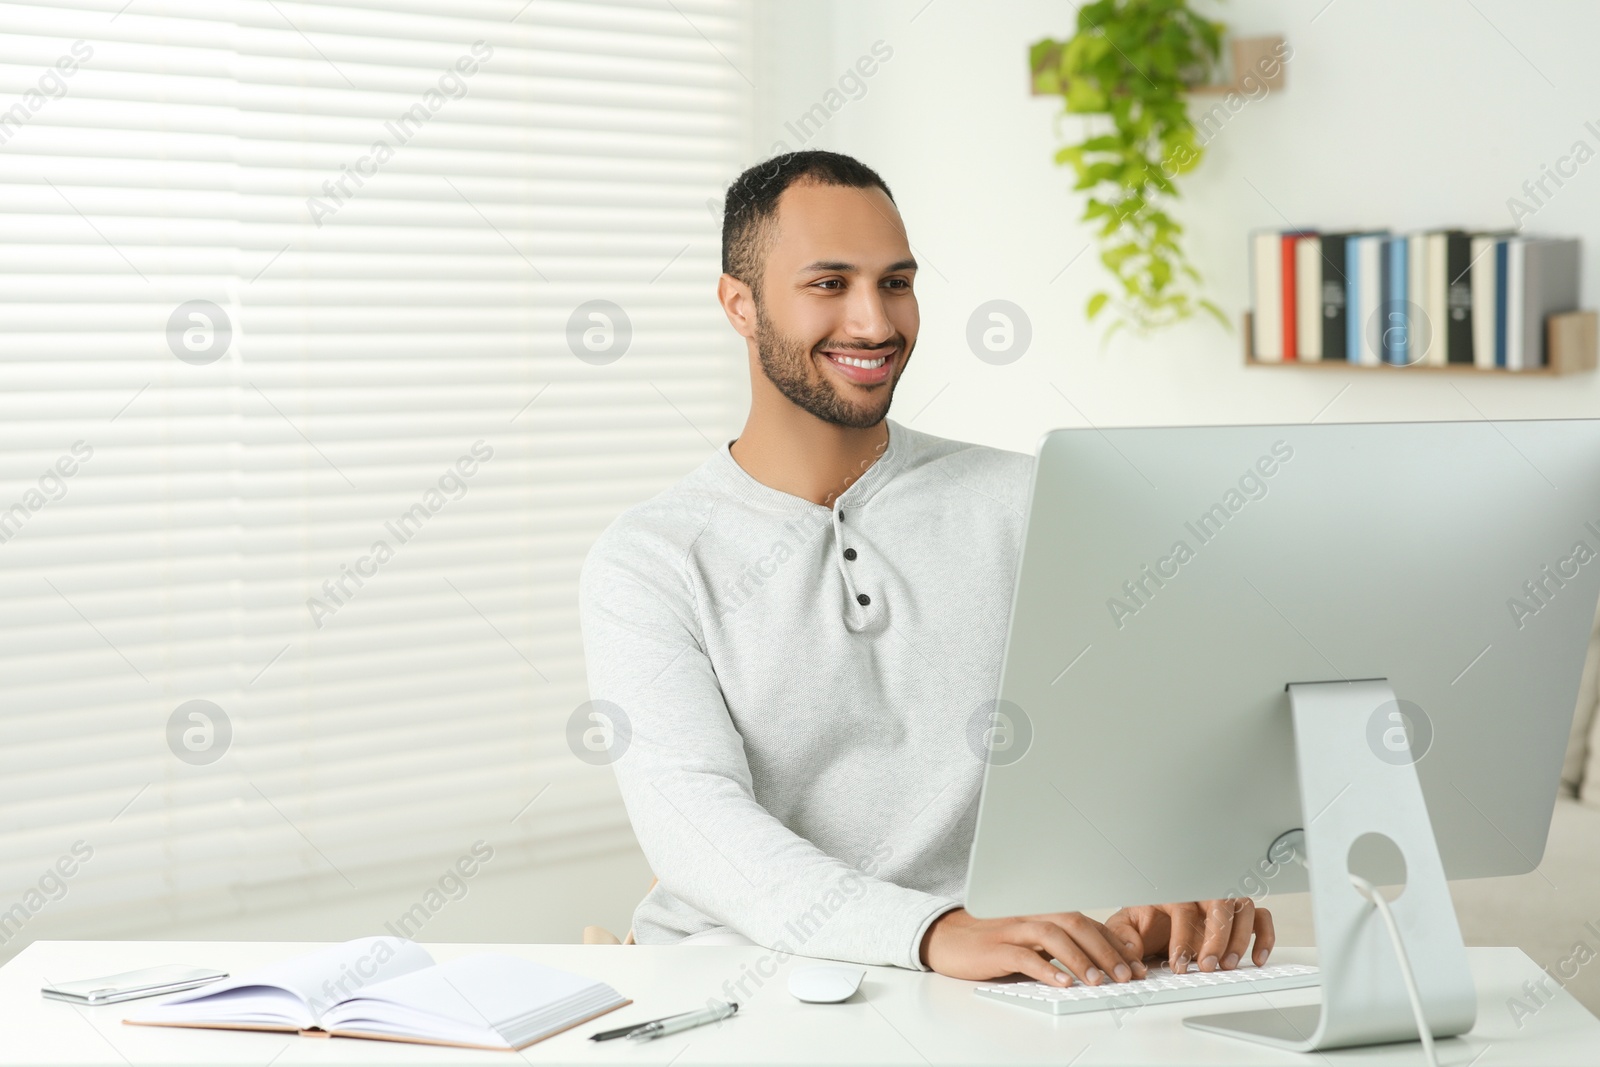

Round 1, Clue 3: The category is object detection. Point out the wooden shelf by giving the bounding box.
[1241,310,1598,376]
[1030,35,1286,98]
[1189,36,1287,96]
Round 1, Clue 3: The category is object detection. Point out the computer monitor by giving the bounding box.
[964,419,1600,1053]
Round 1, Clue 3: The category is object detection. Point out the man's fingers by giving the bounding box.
[1222,898,1258,969]
[1131,905,1171,964]
[998,943,1076,987]
[1099,921,1150,979]
[1100,908,1164,972]
[1062,916,1139,982]
[1089,917,1147,978]
[1196,898,1241,972]
[1016,920,1111,985]
[1166,902,1205,973]
[1015,913,1141,982]
[1252,906,1277,966]
[1103,912,1141,955]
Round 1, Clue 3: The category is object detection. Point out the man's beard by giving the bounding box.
[753,306,904,430]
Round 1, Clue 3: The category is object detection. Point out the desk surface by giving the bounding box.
[1,941,1596,1066]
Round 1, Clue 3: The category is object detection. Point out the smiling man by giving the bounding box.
[578,150,1273,988]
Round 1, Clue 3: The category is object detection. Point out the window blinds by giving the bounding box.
[0,0,750,940]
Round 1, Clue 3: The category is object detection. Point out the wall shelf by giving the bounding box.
[1189,36,1287,96]
[1241,310,1598,376]
[1030,35,1286,98]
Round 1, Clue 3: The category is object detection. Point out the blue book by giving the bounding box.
[1383,236,1409,365]
[1344,232,1390,365]
[1494,239,1509,368]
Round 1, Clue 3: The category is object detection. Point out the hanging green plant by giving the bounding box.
[1031,0,1228,340]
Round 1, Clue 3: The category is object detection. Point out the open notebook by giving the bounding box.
[123,937,630,1051]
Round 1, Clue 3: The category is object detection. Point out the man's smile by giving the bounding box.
[819,343,897,385]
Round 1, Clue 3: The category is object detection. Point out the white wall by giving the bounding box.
[115,847,655,950]
[758,0,1600,453]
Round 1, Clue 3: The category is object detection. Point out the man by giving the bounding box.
[578,150,1274,988]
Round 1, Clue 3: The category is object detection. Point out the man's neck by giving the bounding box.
[728,409,890,509]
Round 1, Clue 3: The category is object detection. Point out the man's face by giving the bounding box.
[750,181,918,429]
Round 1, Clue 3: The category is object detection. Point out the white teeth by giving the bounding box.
[830,353,887,369]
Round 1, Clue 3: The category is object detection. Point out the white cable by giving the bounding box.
[1349,873,1439,1067]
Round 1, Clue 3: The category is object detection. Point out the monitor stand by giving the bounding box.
[1183,678,1478,1051]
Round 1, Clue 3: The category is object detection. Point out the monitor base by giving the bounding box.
[1184,679,1477,1052]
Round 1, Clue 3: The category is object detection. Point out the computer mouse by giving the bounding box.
[787,964,866,1003]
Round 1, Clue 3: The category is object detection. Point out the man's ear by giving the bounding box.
[717,273,758,340]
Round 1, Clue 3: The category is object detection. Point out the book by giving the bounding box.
[1506,237,1527,370]
[1296,235,1322,361]
[1281,233,1301,360]
[1424,232,1449,365]
[1445,231,1475,364]
[1471,234,1501,369]
[1377,236,1391,362]
[124,937,630,1052]
[1345,235,1361,363]
[1509,236,1582,370]
[1251,230,1283,361]
[1319,233,1349,360]
[1382,235,1409,365]
[1495,238,1509,367]
[1349,233,1388,365]
[1409,232,1431,364]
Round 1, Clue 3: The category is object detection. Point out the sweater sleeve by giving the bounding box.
[577,526,961,970]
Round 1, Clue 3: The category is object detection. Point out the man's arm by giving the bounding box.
[577,541,959,970]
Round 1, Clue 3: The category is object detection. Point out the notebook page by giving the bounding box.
[318,953,622,1048]
[126,937,434,1029]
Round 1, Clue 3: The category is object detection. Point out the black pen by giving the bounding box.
[589,1009,694,1042]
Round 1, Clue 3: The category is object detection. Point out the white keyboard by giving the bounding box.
[975,961,1320,1016]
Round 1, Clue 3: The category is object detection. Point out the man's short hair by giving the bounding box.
[720,150,895,304]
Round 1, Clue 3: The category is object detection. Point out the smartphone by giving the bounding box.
[41,965,228,1005]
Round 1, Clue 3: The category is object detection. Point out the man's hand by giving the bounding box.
[920,908,1149,987]
[1105,898,1275,974]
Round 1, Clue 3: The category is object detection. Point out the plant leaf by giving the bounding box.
[1029,39,1062,68]
[1065,80,1108,112]
[1150,257,1172,289]
[1102,241,1140,269]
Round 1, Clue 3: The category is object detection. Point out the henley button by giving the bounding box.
[843,548,857,561]
[856,593,871,606]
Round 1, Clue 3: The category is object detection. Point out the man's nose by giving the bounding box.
[843,286,895,344]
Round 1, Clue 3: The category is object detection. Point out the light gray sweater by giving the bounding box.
[577,418,1035,970]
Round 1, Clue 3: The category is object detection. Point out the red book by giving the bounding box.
[1280,234,1299,361]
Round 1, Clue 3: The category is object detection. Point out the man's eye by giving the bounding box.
[884,278,910,290]
[815,279,844,290]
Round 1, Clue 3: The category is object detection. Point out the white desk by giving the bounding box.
[2,941,1596,1066]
